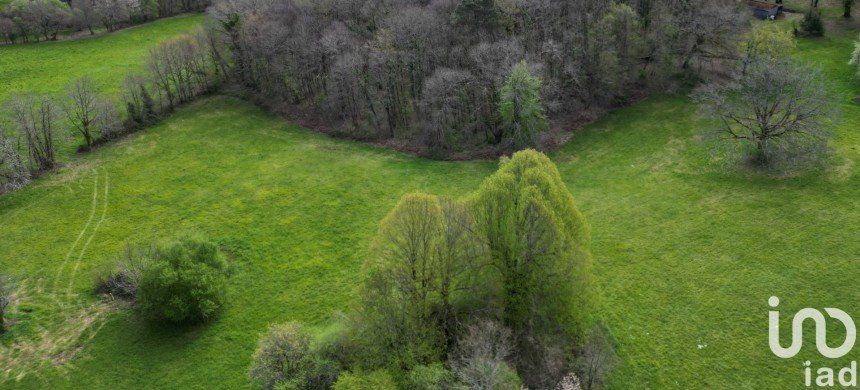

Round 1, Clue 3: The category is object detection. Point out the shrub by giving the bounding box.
[136,234,228,323]
[332,370,397,390]
[407,363,457,390]
[799,11,824,37]
[95,244,149,300]
[249,321,341,390]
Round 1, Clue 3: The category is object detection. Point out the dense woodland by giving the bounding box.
[206,0,745,155]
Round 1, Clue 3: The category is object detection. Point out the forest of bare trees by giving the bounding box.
[206,0,745,156]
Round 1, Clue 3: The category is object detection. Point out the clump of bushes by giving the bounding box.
[248,321,341,390]
[137,234,229,323]
[97,234,229,324]
[95,244,149,299]
[248,150,608,389]
[798,10,824,37]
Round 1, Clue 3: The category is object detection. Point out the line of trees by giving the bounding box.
[250,150,615,389]
[206,0,746,157]
[0,28,220,193]
[0,0,209,44]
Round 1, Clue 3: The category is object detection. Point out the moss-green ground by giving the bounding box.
[0,6,858,390]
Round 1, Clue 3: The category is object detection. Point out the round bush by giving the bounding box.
[137,234,228,323]
[249,321,341,390]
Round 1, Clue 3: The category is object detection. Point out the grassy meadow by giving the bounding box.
[0,5,858,390]
[0,14,204,103]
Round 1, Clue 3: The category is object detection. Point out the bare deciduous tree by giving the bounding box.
[208,0,745,156]
[451,320,521,390]
[64,76,103,148]
[0,129,30,192]
[147,31,214,111]
[70,0,98,34]
[8,94,61,172]
[695,58,836,166]
[576,327,617,390]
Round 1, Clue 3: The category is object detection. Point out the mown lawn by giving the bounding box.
[0,12,857,390]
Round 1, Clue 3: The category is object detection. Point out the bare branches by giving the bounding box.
[208,0,743,156]
[0,129,30,192]
[7,94,61,172]
[694,57,836,167]
[147,30,216,111]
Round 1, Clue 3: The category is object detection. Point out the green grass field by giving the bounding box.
[0,7,858,390]
[0,14,204,104]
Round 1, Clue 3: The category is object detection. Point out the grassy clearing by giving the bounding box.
[0,8,857,390]
[0,14,204,104]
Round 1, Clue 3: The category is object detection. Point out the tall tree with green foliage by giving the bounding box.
[498,62,548,149]
[739,22,796,73]
[353,193,490,370]
[470,149,593,386]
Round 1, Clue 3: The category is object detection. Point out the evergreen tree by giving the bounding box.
[498,62,548,149]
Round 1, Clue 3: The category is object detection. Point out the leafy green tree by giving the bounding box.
[740,22,796,73]
[351,193,490,370]
[406,363,456,390]
[498,62,548,149]
[470,149,593,386]
[137,234,229,323]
